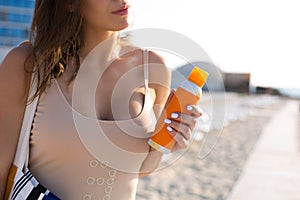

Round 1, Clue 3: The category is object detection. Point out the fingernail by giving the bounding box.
[171,113,179,119]
[164,118,172,124]
[186,105,193,111]
[167,126,173,132]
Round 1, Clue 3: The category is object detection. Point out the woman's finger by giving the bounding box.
[167,128,189,149]
[165,120,192,141]
[169,112,197,130]
[186,105,203,118]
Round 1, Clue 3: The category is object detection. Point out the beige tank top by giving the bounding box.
[29,49,155,200]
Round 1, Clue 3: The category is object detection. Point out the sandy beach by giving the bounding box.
[136,93,286,200]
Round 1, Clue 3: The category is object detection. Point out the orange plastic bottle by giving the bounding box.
[148,67,209,154]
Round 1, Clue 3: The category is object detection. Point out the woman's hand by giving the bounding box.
[164,104,203,151]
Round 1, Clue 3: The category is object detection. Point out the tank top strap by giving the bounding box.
[143,49,149,93]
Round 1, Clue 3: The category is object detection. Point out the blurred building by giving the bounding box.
[223,73,251,93]
[0,0,34,47]
[256,86,281,95]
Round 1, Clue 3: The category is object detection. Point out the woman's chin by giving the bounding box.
[114,25,130,32]
[111,19,130,31]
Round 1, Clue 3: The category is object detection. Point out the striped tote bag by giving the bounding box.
[4,76,60,200]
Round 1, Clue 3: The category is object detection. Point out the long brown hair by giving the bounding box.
[26,0,83,101]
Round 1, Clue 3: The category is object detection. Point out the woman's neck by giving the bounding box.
[79,29,116,60]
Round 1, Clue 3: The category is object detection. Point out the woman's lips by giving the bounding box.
[112,6,129,15]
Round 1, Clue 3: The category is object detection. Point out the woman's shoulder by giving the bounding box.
[121,45,165,64]
[5,40,32,60]
[1,41,33,71]
[121,45,171,96]
[0,41,34,100]
[120,45,170,79]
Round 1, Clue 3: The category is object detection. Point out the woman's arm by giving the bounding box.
[0,44,32,197]
[138,51,171,177]
[138,51,203,178]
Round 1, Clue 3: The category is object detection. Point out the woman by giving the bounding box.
[0,0,202,199]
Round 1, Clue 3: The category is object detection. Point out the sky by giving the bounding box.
[129,0,300,89]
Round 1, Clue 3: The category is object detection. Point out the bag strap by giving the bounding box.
[13,73,39,169]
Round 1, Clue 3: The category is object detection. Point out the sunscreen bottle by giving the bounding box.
[148,67,209,154]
